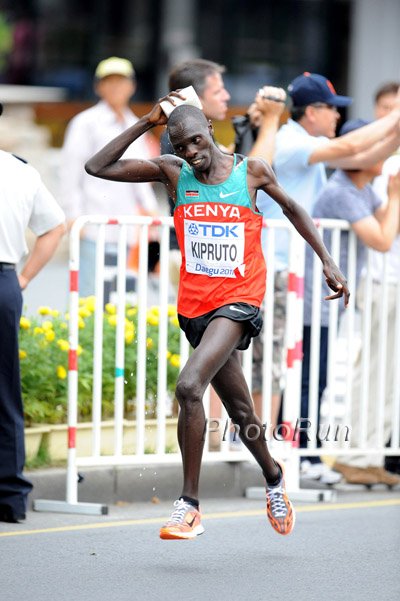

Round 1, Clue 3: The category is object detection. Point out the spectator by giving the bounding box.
[0,100,65,522]
[258,72,400,482]
[333,83,400,484]
[302,118,400,486]
[59,56,159,297]
[371,81,400,476]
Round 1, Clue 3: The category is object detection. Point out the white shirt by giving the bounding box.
[0,151,65,263]
[257,119,328,270]
[59,101,159,243]
[371,153,400,284]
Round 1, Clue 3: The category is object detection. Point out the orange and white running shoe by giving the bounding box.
[160,498,205,540]
[266,461,295,536]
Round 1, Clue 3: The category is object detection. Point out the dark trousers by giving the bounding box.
[0,270,32,515]
[300,325,329,463]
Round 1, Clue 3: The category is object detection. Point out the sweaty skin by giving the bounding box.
[85,95,349,496]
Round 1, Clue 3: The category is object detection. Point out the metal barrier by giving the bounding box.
[33,216,400,514]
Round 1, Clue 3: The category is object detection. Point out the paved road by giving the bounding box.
[1,490,399,601]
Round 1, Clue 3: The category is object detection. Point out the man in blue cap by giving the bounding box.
[257,72,400,484]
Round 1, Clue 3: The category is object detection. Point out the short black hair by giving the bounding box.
[374,81,400,104]
[290,105,307,122]
[167,105,209,131]
[168,59,226,96]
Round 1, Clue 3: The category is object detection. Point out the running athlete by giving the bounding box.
[85,93,349,540]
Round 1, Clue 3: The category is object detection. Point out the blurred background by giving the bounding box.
[0,0,399,311]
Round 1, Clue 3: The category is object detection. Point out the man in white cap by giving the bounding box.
[59,57,159,296]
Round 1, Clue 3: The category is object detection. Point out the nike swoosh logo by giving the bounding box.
[229,305,248,314]
[186,515,197,527]
[219,191,239,199]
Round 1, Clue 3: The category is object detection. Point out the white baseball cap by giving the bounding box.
[95,57,135,80]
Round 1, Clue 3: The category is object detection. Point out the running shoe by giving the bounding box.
[159,498,204,540]
[266,461,295,535]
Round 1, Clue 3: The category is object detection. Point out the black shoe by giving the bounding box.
[384,456,400,475]
[0,504,26,523]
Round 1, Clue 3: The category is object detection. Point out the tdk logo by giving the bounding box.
[188,223,199,235]
[188,223,238,238]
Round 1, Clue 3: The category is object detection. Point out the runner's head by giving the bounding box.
[167,105,215,170]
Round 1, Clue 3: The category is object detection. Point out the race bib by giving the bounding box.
[184,219,245,278]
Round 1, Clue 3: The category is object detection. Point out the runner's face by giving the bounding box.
[200,72,230,121]
[169,122,213,171]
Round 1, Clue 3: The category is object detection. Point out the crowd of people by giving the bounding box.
[0,54,399,533]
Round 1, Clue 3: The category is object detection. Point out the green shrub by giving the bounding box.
[19,298,181,425]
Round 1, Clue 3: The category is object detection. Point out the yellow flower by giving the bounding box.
[78,317,85,329]
[105,303,117,315]
[51,309,60,317]
[19,349,27,359]
[126,307,137,317]
[38,306,51,315]
[60,322,68,330]
[146,311,159,326]
[85,296,96,312]
[78,307,91,318]
[19,317,31,329]
[169,354,180,368]
[166,350,172,360]
[57,339,69,352]
[125,330,134,344]
[125,318,134,329]
[78,297,86,306]
[77,344,83,356]
[170,316,180,328]
[64,312,70,320]
[33,326,44,336]
[149,305,160,316]
[56,365,67,379]
[146,337,153,349]
[42,320,53,331]
[45,330,55,342]
[167,304,177,317]
[108,315,117,327]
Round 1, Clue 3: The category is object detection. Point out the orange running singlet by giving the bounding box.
[173,155,266,318]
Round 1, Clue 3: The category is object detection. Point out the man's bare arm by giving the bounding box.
[309,104,400,167]
[247,86,286,164]
[248,158,350,305]
[19,223,66,289]
[85,95,184,191]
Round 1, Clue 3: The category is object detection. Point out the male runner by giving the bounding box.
[85,93,349,540]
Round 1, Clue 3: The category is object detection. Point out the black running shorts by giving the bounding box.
[178,302,263,351]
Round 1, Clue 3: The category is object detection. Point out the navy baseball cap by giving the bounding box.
[288,72,352,107]
[339,118,371,136]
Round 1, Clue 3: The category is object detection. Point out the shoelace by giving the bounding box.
[167,499,193,524]
[267,485,287,518]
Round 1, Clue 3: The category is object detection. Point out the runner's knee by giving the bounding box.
[175,376,203,407]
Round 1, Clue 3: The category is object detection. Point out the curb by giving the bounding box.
[27,461,265,506]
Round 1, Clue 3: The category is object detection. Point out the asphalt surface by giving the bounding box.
[1,490,399,601]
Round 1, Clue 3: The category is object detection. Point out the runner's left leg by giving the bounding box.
[175,317,246,500]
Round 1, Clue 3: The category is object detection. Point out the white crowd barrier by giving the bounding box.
[33,215,400,514]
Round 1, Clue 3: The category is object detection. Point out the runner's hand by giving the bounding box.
[323,260,350,307]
